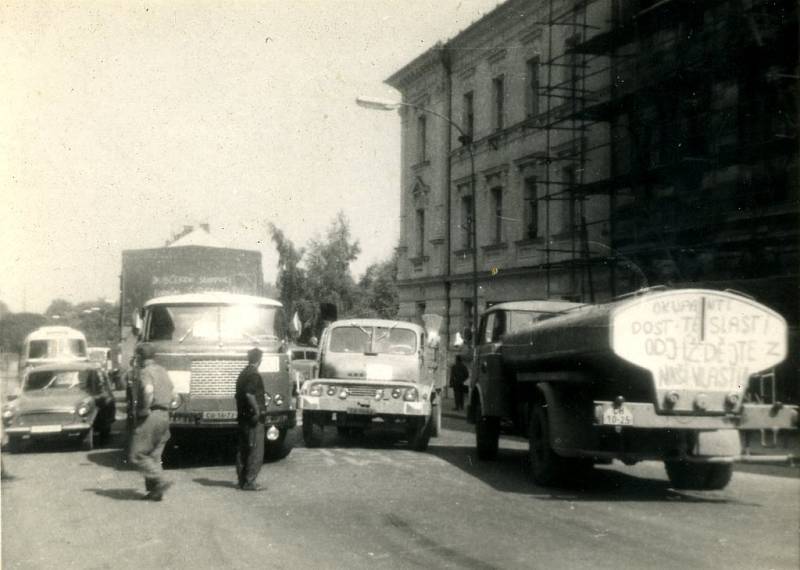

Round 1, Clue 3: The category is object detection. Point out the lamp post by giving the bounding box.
[356,96,479,354]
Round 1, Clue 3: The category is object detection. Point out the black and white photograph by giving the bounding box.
[1,1,798,568]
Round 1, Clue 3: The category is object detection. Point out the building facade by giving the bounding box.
[386,0,798,346]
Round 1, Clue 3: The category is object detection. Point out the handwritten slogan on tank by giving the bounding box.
[612,291,787,392]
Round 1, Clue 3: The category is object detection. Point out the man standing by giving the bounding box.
[235,347,267,491]
[129,343,174,501]
[449,355,470,412]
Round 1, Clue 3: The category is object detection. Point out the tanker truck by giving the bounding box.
[468,288,797,490]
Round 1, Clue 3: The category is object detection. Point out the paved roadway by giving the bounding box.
[2,415,798,570]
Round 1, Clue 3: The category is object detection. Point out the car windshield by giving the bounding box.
[328,326,417,355]
[24,370,92,391]
[144,304,285,343]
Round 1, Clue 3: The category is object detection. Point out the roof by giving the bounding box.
[144,292,282,307]
[25,326,86,340]
[23,361,102,373]
[329,318,424,332]
[484,300,585,314]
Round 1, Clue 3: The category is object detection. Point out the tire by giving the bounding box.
[665,461,733,490]
[302,411,324,448]
[264,428,294,462]
[407,417,431,452]
[474,398,500,461]
[431,401,442,438]
[81,427,95,451]
[528,403,568,486]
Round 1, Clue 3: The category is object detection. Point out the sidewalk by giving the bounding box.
[440,392,467,421]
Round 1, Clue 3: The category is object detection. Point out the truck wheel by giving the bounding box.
[475,399,499,461]
[264,428,293,462]
[81,428,95,451]
[407,417,431,452]
[665,461,733,490]
[302,411,324,448]
[528,404,567,486]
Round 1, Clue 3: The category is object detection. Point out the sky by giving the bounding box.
[0,0,501,314]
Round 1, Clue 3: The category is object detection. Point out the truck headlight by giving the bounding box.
[309,384,323,397]
[392,388,402,399]
[170,394,183,410]
[339,388,349,400]
[327,386,337,396]
[403,388,419,402]
[273,394,284,406]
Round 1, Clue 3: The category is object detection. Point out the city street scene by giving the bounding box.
[1,1,798,569]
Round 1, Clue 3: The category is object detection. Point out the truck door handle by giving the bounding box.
[481,360,487,372]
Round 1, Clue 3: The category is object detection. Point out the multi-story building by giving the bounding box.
[386,0,798,349]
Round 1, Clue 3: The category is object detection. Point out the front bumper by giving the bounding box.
[300,394,430,417]
[6,424,91,438]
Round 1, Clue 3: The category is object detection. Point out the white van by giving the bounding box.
[20,326,89,371]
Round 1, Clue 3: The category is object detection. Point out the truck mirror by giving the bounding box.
[289,311,302,340]
[453,332,464,348]
[132,311,143,334]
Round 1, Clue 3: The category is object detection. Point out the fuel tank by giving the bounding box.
[502,289,788,413]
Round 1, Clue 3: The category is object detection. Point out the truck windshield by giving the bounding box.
[144,304,284,343]
[28,339,87,359]
[328,326,417,355]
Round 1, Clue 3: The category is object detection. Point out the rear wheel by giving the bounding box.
[474,398,499,461]
[407,417,431,451]
[528,404,568,486]
[264,428,293,462]
[302,411,324,448]
[665,461,733,490]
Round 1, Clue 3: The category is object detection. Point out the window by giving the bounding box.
[416,209,425,257]
[417,115,427,162]
[462,91,474,141]
[491,187,503,243]
[564,35,580,89]
[492,76,505,131]
[525,177,539,238]
[526,58,540,117]
[463,299,474,342]
[461,194,473,249]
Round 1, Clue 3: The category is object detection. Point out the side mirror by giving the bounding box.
[289,312,302,341]
[452,332,464,348]
[6,392,18,402]
[132,311,143,335]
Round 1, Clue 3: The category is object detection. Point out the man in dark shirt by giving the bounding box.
[235,347,267,491]
[450,355,470,411]
[129,343,175,501]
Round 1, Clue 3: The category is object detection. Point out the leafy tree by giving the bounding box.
[0,313,47,353]
[353,254,399,319]
[45,299,75,319]
[0,300,9,320]
[268,222,307,317]
[305,211,361,316]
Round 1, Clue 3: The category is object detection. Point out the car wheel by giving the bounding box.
[302,411,324,448]
[475,398,500,461]
[264,428,294,462]
[81,428,95,451]
[665,460,733,490]
[407,417,431,452]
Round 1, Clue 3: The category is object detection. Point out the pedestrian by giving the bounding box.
[235,347,267,491]
[129,343,174,501]
[450,354,470,411]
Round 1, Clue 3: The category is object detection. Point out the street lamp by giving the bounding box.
[356,96,479,354]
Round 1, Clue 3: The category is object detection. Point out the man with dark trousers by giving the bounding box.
[235,347,267,491]
[449,354,470,411]
[129,343,175,501]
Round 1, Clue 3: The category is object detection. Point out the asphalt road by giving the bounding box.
[2,415,798,570]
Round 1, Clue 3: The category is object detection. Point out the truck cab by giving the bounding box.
[138,292,296,461]
[299,318,442,451]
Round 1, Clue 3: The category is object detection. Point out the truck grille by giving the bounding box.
[190,360,244,398]
[346,385,383,398]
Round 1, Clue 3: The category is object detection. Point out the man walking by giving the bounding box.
[449,354,470,411]
[235,348,267,491]
[129,343,174,501]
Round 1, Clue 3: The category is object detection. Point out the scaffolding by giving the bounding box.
[533,0,798,312]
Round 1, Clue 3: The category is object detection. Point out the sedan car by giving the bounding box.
[2,361,116,452]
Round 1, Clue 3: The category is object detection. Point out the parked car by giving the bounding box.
[2,361,116,452]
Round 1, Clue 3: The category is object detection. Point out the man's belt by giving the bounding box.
[150,405,169,411]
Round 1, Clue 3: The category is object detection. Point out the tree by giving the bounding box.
[305,211,361,316]
[353,254,399,319]
[268,223,307,316]
[45,299,74,319]
[0,313,47,353]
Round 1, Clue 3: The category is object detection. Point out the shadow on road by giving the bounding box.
[86,448,136,471]
[84,487,143,501]
[193,477,239,489]
[428,444,760,506]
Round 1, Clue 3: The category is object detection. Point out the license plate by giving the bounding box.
[31,425,62,434]
[202,411,237,420]
[603,406,633,426]
[347,407,373,416]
